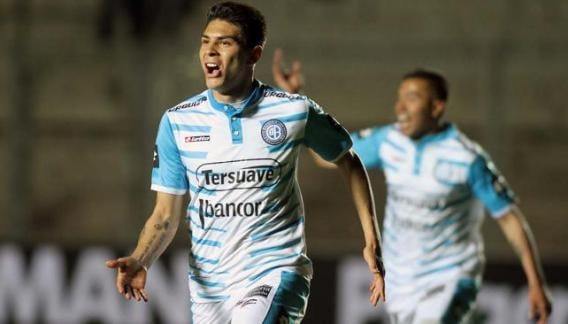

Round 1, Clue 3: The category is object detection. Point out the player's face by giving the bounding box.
[394,78,442,140]
[199,19,254,95]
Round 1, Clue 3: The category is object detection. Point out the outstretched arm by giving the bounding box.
[496,207,552,324]
[334,149,385,306]
[106,191,186,302]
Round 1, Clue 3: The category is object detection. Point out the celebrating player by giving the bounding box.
[106,2,385,323]
[273,51,552,324]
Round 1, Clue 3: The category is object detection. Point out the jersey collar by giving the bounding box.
[207,80,264,116]
[414,122,457,145]
[394,122,457,146]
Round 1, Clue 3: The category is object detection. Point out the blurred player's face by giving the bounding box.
[199,19,260,97]
[395,78,444,140]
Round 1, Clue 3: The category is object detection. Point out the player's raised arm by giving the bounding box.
[272,48,303,94]
[334,149,386,306]
[496,207,552,324]
[106,191,186,302]
[273,49,341,172]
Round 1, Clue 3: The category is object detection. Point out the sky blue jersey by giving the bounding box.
[352,123,517,299]
[151,81,352,303]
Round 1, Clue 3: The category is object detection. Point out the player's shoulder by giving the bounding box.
[260,84,311,110]
[450,126,486,158]
[436,125,496,169]
[262,84,307,101]
[166,90,209,113]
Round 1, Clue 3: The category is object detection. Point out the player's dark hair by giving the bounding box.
[205,2,266,49]
[403,69,448,102]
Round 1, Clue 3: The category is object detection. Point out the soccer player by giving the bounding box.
[273,52,552,324]
[105,2,385,323]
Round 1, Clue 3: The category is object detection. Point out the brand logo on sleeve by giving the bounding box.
[261,119,287,145]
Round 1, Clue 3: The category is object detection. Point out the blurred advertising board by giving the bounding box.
[0,245,566,324]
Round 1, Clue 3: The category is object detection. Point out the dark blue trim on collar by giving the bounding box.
[206,80,264,144]
[207,80,264,114]
[416,123,457,146]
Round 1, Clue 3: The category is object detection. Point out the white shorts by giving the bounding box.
[191,271,310,324]
[388,277,480,324]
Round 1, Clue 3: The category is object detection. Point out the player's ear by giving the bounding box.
[432,99,446,119]
[248,45,263,64]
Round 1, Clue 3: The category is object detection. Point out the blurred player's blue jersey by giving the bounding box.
[151,81,352,303]
[352,123,516,313]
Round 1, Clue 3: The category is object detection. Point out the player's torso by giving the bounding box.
[169,89,310,224]
[380,126,476,221]
[379,126,484,282]
[166,88,313,301]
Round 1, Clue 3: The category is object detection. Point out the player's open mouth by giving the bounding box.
[205,63,221,77]
[397,114,410,127]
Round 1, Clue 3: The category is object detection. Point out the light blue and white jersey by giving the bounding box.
[352,123,516,305]
[151,81,352,303]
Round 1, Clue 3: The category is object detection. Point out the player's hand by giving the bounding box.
[528,284,552,324]
[272,48,303,94]
[106,256,149,302]
[363,244,386,306]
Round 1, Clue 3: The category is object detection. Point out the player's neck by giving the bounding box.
[212,77,256,105]
[413,122,447,141]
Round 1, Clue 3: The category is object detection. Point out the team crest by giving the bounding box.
[261,119,287,145]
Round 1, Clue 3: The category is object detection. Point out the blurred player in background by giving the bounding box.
[273,50,552,324]
[106,2,385,323]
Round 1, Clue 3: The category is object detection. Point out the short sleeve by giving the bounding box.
[467,153,517,218]
[351,127,385,170]
[150,113,188,195]
[303,100,352,161]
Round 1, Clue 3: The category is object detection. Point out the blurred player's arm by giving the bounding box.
[273,48,339,170]
[272,48,303,94]
[106,191,186,302]
[334,149,385,306]
[470,154,552,323]
[496,207,552,324]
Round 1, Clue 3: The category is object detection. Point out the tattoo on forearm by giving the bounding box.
[139,221,171,263]
[154,221,170,230]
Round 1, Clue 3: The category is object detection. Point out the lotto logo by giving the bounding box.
[185,135,210,143]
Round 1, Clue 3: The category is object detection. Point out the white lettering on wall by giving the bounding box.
[0,245,190,324]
